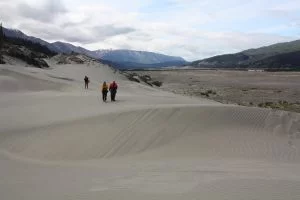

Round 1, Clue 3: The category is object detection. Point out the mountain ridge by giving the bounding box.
[2,27,186,69]
[191,39,300,70]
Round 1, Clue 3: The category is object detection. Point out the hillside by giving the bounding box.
[0,32,55,68]
[243,40,300,56]
[191,39,300,69]
[2,27,186,69]
[248,50,300,70]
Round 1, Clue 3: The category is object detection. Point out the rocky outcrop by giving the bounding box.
[122,71,163,87]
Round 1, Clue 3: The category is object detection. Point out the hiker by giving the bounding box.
[109,81,118,101]
[101,81,108,102]
[84,76,89,89]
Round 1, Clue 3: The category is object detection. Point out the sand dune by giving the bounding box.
[1,106,299,163]
[0,60,300,200]
[0,69,63,92]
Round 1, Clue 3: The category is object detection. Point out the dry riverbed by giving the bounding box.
[125,70,300,113]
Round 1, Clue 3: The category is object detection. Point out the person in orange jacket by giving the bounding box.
[101,81,108,102]
[109,81,118,101]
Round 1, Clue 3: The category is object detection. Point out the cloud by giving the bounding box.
[92,25,136,39]
[1,0,300,60]
[18,0,67,22]
[18,21,135,44]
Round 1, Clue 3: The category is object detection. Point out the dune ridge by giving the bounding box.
[1,106,299,163]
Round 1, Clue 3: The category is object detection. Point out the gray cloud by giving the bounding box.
[19,21,136,44]
[61,25,136,44]
[0,2,18,24]
[18,0,67,22]
[92,25,136,39]
[19,23,92,43]
[127,32,153,42]
[2,0,300,60]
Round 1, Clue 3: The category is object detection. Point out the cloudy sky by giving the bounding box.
[1,0,300,61]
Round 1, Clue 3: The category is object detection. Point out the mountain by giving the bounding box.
[49,41,96,57]
[2,27,186,69]
[243,40,300,56]
[92,49,113,58]
[3,28,50,47]
[100,60,187,70]
[191,40,300,70]
[3,28,95,56]
[248,51,300,69]
[99,49,185,64]
[93,49,186,69]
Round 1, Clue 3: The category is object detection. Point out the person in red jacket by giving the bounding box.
[109,81,118,101]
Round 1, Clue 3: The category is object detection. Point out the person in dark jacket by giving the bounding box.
[84,76,89,89]
[101,81,108,102]
[109,81,118,101]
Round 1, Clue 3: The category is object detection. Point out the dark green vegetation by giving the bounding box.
[0,23,4,64]
[192,40,300,70]
[0,23,55,68]
[5,37,56,57]
[3,39,52,68]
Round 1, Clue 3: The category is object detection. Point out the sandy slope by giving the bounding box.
[0,60,300,200]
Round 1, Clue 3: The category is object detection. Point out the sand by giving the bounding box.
[0,60,300,200]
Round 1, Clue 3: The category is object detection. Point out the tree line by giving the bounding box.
[0,23,4,64]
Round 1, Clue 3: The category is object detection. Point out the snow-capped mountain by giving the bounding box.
[96,49,185,64]
[3,27,187,69]
[93,49,113,58]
